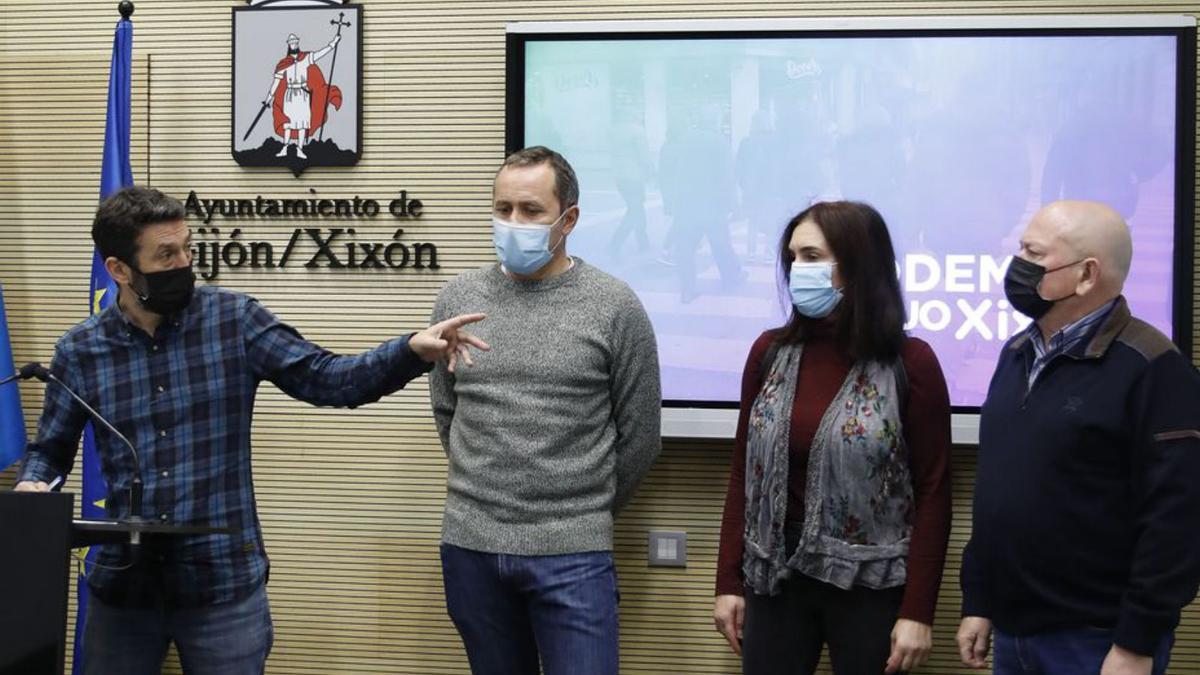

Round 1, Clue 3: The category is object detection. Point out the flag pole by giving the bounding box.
[73,3,134,673]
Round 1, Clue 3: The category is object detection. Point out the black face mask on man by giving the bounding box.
[1003,256,1083,320]
[127,263,196,315]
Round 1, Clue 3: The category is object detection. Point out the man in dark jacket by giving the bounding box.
[957,200,1200,675]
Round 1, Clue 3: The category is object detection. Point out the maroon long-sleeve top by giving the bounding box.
[715,324,953,625]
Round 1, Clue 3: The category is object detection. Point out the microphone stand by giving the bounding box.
[13,362,234,556]
[28,365,146,544]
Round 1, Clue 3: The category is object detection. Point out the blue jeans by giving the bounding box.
[440,543,620,675]
[82,582,273,675]
[994,627,1173,675]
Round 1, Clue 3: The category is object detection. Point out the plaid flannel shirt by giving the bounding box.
[18,285,431,607]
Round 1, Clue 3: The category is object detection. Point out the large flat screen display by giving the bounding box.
[509,17,1195,413]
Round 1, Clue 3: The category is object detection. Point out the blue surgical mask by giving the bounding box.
[492,211,568,275]
[789,261,842,318]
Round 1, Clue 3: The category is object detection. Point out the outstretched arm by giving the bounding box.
[311,34,341,63]
[243,295,487,409]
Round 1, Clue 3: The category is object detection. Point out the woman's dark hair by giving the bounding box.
[775,200,907,361]
[92,186,187,264]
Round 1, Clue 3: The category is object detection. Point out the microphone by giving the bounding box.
[0,362,45,387]
[19,362,146,527]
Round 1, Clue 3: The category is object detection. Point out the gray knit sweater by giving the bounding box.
[429,258,662,555]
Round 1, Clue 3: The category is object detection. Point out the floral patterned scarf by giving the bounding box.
[742,341,914,595]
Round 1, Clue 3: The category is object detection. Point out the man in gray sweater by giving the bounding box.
[429,146,662,675]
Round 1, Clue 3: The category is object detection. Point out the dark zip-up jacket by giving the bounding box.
[963,296,1200,655]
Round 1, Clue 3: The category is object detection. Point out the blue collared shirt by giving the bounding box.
[1027,299,1117,389]
[18,285,430,607]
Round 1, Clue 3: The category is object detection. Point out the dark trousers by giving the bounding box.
[609,177,650,255]
[742,574,904,675]
[672,211,743,300]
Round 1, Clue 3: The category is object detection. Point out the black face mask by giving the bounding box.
[1003,256,1081,320]
[129,264,196,316]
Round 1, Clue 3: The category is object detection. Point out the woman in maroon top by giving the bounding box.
[713,201,952,674]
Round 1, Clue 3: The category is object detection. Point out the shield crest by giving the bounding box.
[232,0,362,176]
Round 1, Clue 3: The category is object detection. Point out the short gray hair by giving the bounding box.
[499,146,579,211]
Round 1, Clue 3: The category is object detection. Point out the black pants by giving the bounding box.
[609,177,649,255]
[672,211,743,301]
[742,526,905,675]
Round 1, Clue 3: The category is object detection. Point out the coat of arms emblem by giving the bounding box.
[232,0,362,175]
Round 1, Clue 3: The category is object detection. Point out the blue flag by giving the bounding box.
[0,284,25,471]
[73,15,133,674]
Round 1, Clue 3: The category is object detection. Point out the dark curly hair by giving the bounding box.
[92,186,186,264]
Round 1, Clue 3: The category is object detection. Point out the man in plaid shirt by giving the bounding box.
[14,186,487,675]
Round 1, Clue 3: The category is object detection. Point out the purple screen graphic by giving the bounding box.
[523,34,1178,406]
